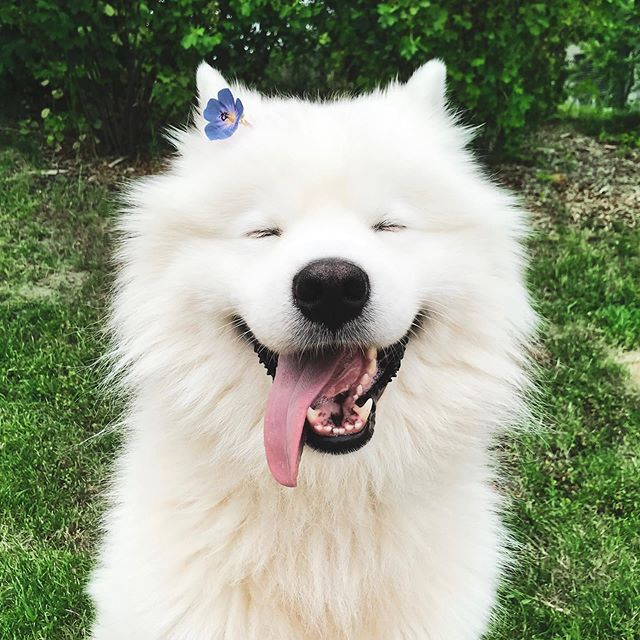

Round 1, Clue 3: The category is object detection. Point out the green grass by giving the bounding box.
[0,148,118,638]
[1,138,639,639]
[556,104,640,149]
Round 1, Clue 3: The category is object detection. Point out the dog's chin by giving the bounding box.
[232,316,412,457]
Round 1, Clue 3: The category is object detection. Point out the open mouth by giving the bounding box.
[235,318,409,487]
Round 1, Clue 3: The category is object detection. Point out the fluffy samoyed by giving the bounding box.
[88,60,536,639]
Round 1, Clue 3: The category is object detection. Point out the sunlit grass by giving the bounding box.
[0,140,638,639]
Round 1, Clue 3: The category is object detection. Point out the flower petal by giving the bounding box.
[235,98,244,120]
[205,120,236,140]
[217,88,236,113]
[203,98,223,123]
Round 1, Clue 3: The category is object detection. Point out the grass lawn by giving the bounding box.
[1,129,639,639]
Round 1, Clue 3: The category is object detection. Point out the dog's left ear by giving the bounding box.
[405,59,447,113]
[196,61,229,113]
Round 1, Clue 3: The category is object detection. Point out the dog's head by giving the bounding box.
[114,62,534,488]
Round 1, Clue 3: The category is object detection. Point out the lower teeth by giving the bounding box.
[311,418,366,436]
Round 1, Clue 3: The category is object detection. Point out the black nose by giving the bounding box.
[293,259,370,331]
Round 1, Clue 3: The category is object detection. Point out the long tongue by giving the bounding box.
[264,351,344,487]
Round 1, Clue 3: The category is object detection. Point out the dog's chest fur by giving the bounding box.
[90,397,502,640]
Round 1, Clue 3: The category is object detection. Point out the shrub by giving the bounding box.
[0,1,225,154]
[564,0,639,110]
[1,1,587,155]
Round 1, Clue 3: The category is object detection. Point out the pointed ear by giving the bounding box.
[405,59,447,112]
[196,62,228,112]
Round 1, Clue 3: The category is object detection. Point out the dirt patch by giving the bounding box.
[31,153,166,188]
[47,270,88,290]
[6,269,89,302]
[497,125,640,232]
[616,351,640,391]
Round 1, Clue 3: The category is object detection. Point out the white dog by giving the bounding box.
[88,60,535,639]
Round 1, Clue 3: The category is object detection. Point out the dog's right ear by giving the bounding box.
[196,62,228,113]
[405,59,448,113]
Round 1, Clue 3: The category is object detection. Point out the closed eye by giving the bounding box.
[372,219,407,233]
[246,228,282,239]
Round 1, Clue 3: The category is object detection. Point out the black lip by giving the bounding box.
[233,315,415,455]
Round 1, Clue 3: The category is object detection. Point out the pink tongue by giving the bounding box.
[264,351,344,487]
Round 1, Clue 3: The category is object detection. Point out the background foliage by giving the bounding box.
[1,0,638,156]
[1,3,639,639]
[565,0,639,110]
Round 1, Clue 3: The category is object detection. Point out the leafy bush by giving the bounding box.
[0,1,225,154]
[1,1,589,155]
[564,0,639,110]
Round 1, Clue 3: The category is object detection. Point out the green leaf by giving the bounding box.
[399,35,419,60]
[433,8,448,31]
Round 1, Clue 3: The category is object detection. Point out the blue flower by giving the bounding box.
[203,88,245,140]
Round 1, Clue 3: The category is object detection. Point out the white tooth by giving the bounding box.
[322,425,332,433]
[313,423,325,433]
[367,360,377,376]
[306,407,321,425]
[334,427,346,435]
[353,398,373,423]
[356,384,363,396]
[352,394,359,401]
[360,373,370,387]
[366,347,377,361]
[345,423,354,432]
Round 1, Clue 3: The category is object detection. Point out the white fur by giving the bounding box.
[88,61,536,639]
